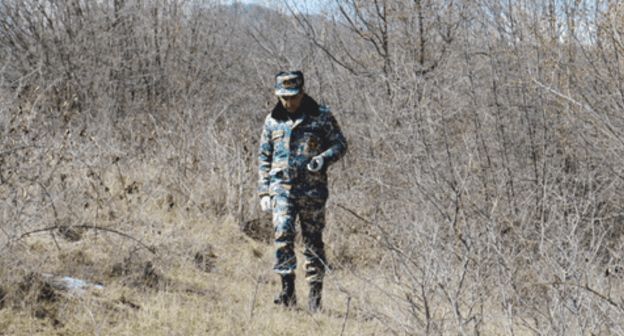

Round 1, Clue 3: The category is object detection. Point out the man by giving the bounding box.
[257,71,348,311]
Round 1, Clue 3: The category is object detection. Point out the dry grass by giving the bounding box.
[0,179,385,335]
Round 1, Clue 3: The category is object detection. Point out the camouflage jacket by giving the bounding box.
[258,95,348,199]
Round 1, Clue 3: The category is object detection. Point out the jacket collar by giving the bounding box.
[271,94,320,121]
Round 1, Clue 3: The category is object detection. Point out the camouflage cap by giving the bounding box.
[275,71,304,96]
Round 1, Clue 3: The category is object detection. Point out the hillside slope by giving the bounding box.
[0,201,382,335]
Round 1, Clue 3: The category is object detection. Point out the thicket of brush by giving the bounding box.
[2,0,624,334]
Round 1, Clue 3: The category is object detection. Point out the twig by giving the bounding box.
[529,281,624,316]
[335,203,393,247]
[339,296,351,336]
[16,225,161,259]
[50,230,61,252]
[336,203,373,226]
[37,182,62,252]
[531,77,624,148]
[249,275,261,320]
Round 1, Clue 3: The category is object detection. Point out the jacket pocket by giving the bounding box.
[272,130,291,152]
[272,130,284,140]
[301,131,322,156]
[269,168,292,195]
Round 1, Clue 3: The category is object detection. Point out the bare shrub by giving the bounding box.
[277,0,624,334]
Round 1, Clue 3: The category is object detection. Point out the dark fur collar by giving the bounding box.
[271,94,320,121]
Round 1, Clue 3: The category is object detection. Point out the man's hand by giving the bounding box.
[307,156,324,172]
[261,196,272,213]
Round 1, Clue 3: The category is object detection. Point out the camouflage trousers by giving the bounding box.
[272,195,326,284]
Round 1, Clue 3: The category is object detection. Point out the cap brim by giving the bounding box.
[275,88,301,96]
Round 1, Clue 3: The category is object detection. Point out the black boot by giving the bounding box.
[307,281,322,312]
[274,274,296,307]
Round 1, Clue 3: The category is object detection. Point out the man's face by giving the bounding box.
[278,92,304,113]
